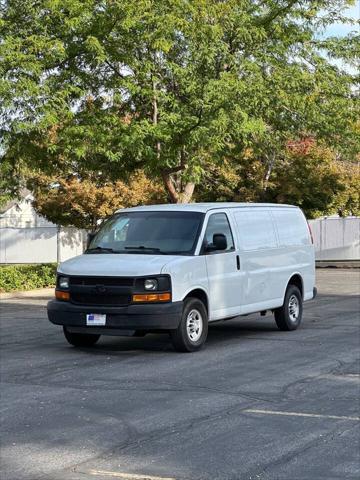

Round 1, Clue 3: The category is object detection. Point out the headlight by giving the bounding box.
[144,278,158,290]
[58,276,69,289]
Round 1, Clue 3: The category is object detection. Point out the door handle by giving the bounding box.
[236,255,240,270]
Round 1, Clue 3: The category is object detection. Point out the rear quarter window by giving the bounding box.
[234,210,277,250]
[272,209,309,246]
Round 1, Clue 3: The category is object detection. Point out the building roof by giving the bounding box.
[117,202,297,214]
[0,199,19,214]
[0,189,33,215]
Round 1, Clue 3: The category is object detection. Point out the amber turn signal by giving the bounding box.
[55,290,70,301]
[132,292,171,303]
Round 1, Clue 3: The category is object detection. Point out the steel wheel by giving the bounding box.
[288,294,300,323]
[275,285,303,331]
[186,309,203,342]
[170,297,208,352]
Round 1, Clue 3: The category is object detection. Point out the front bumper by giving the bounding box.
[47,299,183,331]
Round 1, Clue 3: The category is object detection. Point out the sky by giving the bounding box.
[323,3,359,38]
[319,2,359,73]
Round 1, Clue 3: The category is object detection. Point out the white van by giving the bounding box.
[48,203,316,352]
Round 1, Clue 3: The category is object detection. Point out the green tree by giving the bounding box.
[330,160,360,216]
[1,0,358,205]
[196,139,360,218]
[266,140,345,218]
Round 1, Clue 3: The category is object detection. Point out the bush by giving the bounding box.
[0,264,57,293]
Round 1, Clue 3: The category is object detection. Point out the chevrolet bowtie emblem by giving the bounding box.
[95,285,107,293]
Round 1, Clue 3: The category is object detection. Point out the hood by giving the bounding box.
[58,253,182,277]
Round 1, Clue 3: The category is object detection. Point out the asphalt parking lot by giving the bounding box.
[1,269,359,480]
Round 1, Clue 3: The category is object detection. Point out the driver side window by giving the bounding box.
[203,213,235,253]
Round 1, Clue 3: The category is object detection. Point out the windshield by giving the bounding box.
[87,211,204,255]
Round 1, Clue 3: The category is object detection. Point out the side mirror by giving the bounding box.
[86,232,96,249]
[205,233,227,252]
[213,233,227,251]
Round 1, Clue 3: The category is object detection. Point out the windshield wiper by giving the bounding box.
[124,246,164,254]
[86,246,119,254]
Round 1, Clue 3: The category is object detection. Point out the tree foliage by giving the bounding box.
[0,0,359,210]
[267,141,346,217]
[196,138,360,218]
[30,171,164,229]
[331,161,360,217]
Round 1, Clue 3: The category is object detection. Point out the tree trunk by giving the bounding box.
[152,77,195,203]
[179,181,195,203]
[161,170,195,203]
[161,171,179,203]
[152,77,162,170]
[263,153,276,191]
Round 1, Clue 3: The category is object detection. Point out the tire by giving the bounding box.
[274,285,303,331]
[63,327,100,347]
[170,297,208,352]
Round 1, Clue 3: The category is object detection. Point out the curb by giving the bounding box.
[316,261,360,269]
[0,288,54,300]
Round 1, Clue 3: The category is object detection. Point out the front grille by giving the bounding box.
[68,275,134,307]
[69,276,134,287]
[70,293,131,306]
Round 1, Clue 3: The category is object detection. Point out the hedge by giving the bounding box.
[0,264,57,293]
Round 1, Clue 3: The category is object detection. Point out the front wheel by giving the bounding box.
[274,285,303,331]
[170,297,208,352]
[63,327,100,347]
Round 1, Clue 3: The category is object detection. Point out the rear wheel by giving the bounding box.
[63,327,100,347]
[170,297,208,352]
[274,285,303,331]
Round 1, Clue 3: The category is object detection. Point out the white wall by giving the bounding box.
[0,195,85,264]
[309,217,360,261]
[0,227,85,264]
[58,228,85,262]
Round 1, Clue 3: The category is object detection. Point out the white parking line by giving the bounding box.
[322,374,360,381]
[244,409,360,421]
[86,469,176,480]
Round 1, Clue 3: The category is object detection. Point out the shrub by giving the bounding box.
[0,264,57,293]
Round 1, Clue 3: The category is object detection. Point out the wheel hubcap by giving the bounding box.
[288,294,300,322]
[186,309,203,342]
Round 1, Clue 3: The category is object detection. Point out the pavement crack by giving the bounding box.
[58,399,256,479]
[246,422,357,479]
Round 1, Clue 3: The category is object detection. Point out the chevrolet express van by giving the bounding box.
[48,203,316,352]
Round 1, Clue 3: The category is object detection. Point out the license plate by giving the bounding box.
[86,314,106,326]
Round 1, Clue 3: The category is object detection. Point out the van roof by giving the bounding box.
[117,202,297,214]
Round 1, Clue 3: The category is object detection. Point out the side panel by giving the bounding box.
[271,208,315,301]
[204,251,242,320]
[232,208,283,313]
[161,256,209,306]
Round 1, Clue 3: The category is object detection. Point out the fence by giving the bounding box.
[1,216,359,264]
[309,217,360,261]
[0,226,85,264]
